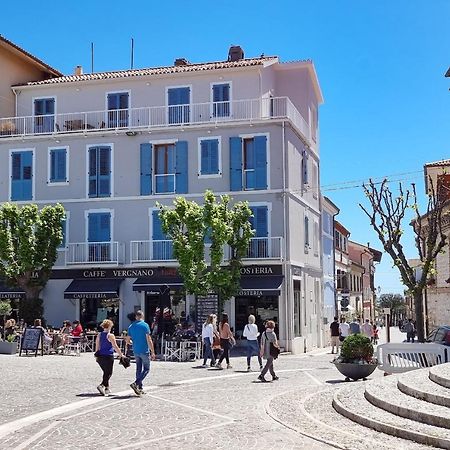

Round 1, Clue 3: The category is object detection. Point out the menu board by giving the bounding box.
[196,295,218,333]
[19,327,43,356]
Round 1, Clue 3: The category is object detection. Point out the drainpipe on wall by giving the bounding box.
[12,88,19,115]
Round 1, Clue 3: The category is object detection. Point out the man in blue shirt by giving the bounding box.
[126,310,155,395]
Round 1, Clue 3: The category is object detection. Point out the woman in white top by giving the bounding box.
[243,315,262,371]
[201,314,215,367]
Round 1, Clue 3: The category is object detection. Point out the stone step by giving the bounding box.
[430,363,450,389]
[365,376,450,429]
[333,383,450,449]
[397,369,450,407]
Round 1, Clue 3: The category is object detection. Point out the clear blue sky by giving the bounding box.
[1,1,449,294]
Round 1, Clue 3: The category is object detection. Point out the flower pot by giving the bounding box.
[0,341,18,355]
[334,361,377,381]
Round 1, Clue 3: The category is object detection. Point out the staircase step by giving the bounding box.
[397,369,450,407]
[430,363,450,389]
[365,377,450,429]
[333,383,450,449]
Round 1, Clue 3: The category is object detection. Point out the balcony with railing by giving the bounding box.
[238,237,283,260]
[0,97,312,145]
[66,242,121,265]
[130,240,175,263]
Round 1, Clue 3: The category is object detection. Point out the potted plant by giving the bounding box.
[0,334,18,355]
[332,333,377,381]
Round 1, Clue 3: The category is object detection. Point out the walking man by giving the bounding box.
[330,317,340,354]
[126,310,156,396]
[404,319,416,343]
[349,318,361,335]
[361,319,373,339]
[339,317,350,342]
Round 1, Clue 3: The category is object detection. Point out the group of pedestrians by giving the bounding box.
[95,310,155,397]
[201,314,280,382]
[330,316,380,354]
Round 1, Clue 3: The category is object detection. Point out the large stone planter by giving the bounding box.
[0,341,18,355]
[334,361,377,381]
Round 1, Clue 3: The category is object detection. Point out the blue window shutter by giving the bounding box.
[229,137,243,191]
[200,139,219,175]
[88,148,97,197]
[11,152,22,201]
[98,147,111,197]
[107,93,118,110]
[152,210,164,240]
[21,151,33,200]
[254,135,267,189]
[51,149,66,182]
[210,139,219,174]
[140,143,153,195]
[250,206,268,237]
[175,141,188,194]
[88,213,110,242]
[88,214,99,242]
[200,140,209,175]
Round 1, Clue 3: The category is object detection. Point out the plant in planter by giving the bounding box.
[0,333,18,355]
[333,334,378,381]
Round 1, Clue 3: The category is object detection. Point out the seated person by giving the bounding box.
[71,320,83,340]
[33,319,53,347]
[60,320,72,345]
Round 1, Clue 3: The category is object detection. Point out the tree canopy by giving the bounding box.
[158,190,254,313]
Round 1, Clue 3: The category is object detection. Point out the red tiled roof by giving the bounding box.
[16,56,279,87]
[0,35,62,77]
[425,159,450,168]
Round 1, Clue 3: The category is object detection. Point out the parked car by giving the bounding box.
[426,326,450,345]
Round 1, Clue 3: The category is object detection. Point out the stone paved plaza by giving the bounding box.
[0,327,432,450]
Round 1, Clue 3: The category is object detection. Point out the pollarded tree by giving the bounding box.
[377,293,406,323]
[360,178,447,342]
[0,203,65,323]
[158,190,254,314]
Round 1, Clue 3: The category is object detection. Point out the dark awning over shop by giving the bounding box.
[237,275,284,296]
[64,278,124,299]
[0,281,25,299]
[132,277,183,293]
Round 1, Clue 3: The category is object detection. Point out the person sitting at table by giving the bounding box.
[60,320,72,346]
[71,320,83,340]
[33,319,53,348]
[3,319,16,340]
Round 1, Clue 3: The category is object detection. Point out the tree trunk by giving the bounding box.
[413,290,425,343]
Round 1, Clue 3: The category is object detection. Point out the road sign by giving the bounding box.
[383,308,391,315]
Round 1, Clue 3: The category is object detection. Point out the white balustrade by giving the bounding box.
[66,242,119,265]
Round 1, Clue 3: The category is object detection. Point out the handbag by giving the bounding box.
[265,332,280,359]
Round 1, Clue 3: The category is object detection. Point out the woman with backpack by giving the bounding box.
[258,320,280,382]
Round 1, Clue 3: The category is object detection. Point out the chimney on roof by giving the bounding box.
[74,65,83,76]
[174,58,190,67]
[228,45,244,62]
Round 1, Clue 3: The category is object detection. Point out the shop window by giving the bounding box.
[293,280,302,337]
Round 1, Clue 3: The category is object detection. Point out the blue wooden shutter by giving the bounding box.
[200,139,219,175]
[229,137,243,191]
[51,149,66,182]
[88,147,97,197]
[304,216,310,246]
[12,151,33,201]
[175,141,188,193]
[88,213,110,242]
[98,147,111,197]
[152,210,164,240]
[254,135,267,189]
[250,206,268,237]
[140,143,153,195]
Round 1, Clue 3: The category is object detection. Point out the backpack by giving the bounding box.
[265,331,280,359]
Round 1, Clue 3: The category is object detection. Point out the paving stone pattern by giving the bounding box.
[0,342,425,450]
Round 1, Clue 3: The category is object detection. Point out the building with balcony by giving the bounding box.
[0,44,323,352]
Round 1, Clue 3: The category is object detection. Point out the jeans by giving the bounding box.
[246,340,262,367]
[218,338,230,365]
[97,355,114,387]
[261,356,276,378]
[134,352,151,388]
[407,332,415,343]
[203,338,215,365]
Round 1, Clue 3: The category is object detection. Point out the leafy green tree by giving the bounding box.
[376,293,406,323]
[158,191,254,314]
[0,203,65,323]
[360,178,447,342]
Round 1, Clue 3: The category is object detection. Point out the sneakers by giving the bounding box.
[97,384,106,396]
[104,387,111,396]
[258,374,269,383]
[201,364,208,368]
[227,364,233,369]
[272,376,279,381]
[247,366,251,372]
[138,386,146,395]
[130,382,141,396]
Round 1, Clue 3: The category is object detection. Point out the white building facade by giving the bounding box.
[0,47,324,352]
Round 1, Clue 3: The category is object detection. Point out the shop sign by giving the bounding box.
[237,289,280,297]
[0,292,25,299]
[239,265,282,276]
[48,266,180,280]
[68,293,116,299]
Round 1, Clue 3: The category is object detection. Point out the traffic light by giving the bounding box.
[341,297,349,308]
